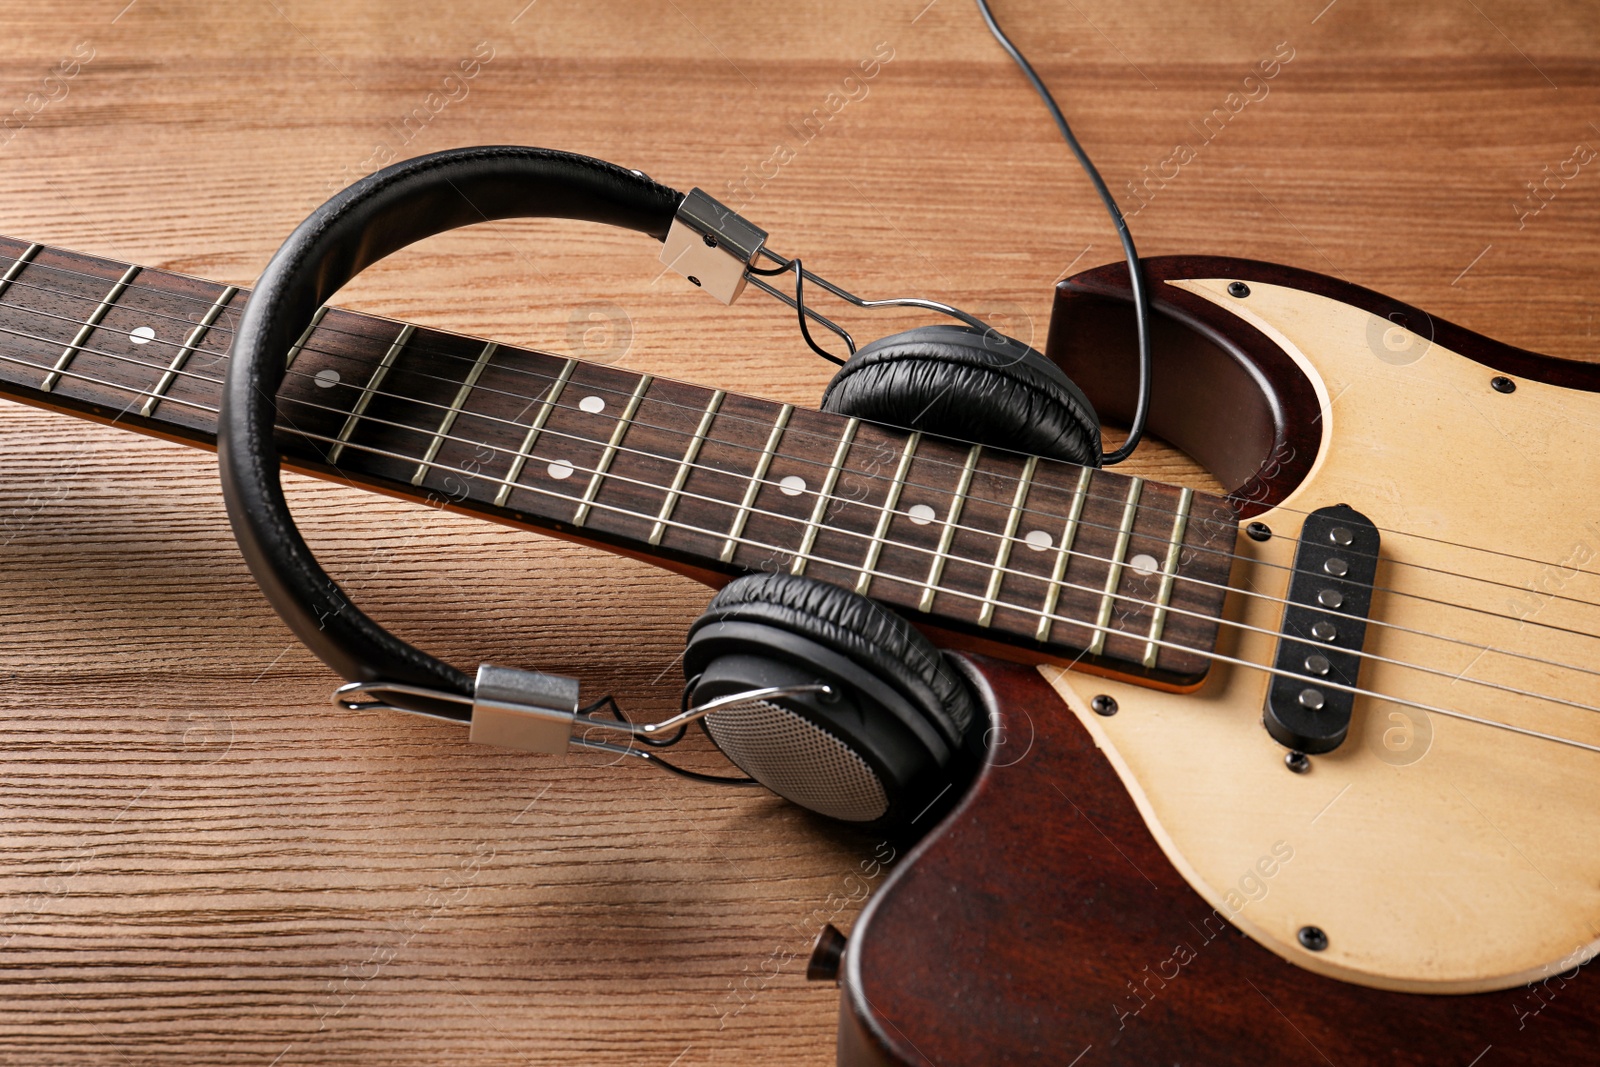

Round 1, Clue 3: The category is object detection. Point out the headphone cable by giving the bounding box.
[973,0,1153,466]
[748,255,852,365]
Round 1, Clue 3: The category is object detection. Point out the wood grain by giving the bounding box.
[0,0,1596,1063]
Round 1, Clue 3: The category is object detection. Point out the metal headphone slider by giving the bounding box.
[659,188,767,304]
[468,664,583,754]
[335,668,836,761]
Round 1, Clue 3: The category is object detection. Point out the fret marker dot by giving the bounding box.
[908,504,936,526]
[1024,529,1052,551]
[129,325,156,344]
[578,395,606,414]
[779,475,807,496]
[1130,552,1160,577]
[547,459,574,480]
[314,369,340,388]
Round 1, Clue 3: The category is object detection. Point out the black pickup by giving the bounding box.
[1263,504,1380,754]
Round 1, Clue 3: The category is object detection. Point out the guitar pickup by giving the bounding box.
[1262,504,1380,754]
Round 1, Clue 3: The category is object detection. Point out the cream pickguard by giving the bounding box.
[1045,278,1600,993]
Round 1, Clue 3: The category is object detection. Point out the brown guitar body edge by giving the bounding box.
[835,258,1600,1066]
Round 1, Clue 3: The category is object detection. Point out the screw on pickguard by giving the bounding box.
[1263,504,1380,754]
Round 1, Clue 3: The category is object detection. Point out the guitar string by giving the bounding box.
[238,410,1600,752]
[3,249,1597,589]
[240,382,1591,692]
[0,257,1560,576]
[3,268,1599,703]
[272,419,1600,754]
[0,263,1230,526]
[7,340,1600,747]
[0,307,1596,665]
[255,391,1600,715]
[1,341,1596,722]
[1,305,1596,670]
[9,262,1600,618]
[2,288,1597,647]
[2,292,1598,682]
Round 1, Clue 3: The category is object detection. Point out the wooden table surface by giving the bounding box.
[0,1,1595,1063]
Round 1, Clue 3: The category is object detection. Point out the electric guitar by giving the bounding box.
[0,236,1594,1064]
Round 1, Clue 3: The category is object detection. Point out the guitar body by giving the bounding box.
[838,259,1600,1064]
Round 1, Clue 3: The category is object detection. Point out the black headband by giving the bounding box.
[218,147,684,717]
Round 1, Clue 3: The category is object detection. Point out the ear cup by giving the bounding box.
[683,573,982,826]
[691,572,976,744]
[819,324,1102,466]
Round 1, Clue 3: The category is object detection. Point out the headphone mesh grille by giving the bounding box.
[704,701,888,823]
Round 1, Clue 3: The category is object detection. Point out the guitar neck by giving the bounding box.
[0,235,1237,686]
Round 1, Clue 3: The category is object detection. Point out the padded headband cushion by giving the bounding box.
[819,324,1102,466]
[217,147,685,709]
[686,572,976,747]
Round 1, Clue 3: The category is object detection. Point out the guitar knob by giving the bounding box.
[806,923,848,983]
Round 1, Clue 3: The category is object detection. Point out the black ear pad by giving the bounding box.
[682,573,983,827]
[688,572,976,746]
[819,324,1102,466]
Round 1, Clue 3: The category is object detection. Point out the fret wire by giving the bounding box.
[573,373,653,526]
[42,264,140,393]
[280,379,1219,650]
[285,307,329,368]
[919,444,980,613]
[141,285,238,418]
[1088,478,1145,656]
[412,341,496,486]
[0,251,260,333]
[0,256,1013,510]
[650,389,723,545]
[3,337,1239,673]
[855,431,921,596]
[368,341,1206,552]
[0,292,1273,671]
[790,417,859,577]
[283,417,1216,665]
[11,325,1600,704]
[0,243,41,300]
[1144,487,1194,668]
[328,323,413,463]
[1037,466,1093,642]
[280,382,1215,656]
[285,419,1227,668]
[722,404,793,563]
[979,454,1037,628]
[495,358,579,507]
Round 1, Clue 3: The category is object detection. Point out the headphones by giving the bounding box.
[217,145,1110,829]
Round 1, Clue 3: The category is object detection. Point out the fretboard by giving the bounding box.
[0,236,1238,685]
